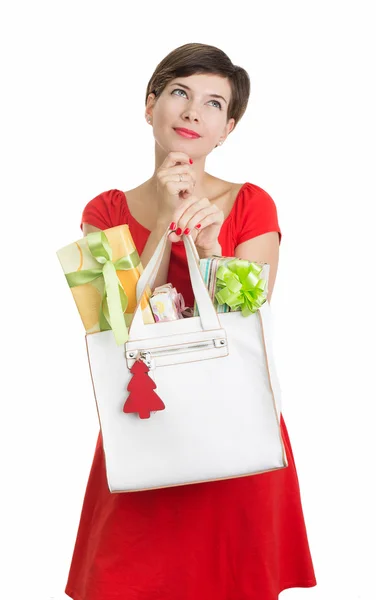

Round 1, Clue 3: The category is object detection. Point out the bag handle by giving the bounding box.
[128,227,221,340]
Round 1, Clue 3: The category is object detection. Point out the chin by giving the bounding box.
[156,133,207,157]
[158,140,190,154]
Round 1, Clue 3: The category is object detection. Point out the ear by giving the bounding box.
[226,117,236,136]
[220,117,235,142]
[221,119,235,142]
[145,92,156,121]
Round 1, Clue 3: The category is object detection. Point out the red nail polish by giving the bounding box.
[175,227,182,236]
[195,223,202,229]
[169,222,176,231]
[183,227,190,235]
[189,158,193,164]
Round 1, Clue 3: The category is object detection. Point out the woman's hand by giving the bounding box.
[155,150,223,255]
[171,195,224,257]
[155,151,196,241]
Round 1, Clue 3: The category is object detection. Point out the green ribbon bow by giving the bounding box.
[65,231,140,344]
[215,258,268,317]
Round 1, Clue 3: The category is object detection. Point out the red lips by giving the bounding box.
[174,128,201,138]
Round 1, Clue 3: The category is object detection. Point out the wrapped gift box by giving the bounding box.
[194,256,270,317]
[57,224,154,344]
[149,283,185,322]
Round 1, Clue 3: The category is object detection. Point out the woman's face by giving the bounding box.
[146,73,235,158]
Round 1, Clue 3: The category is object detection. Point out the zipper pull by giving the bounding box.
[140,351,154,370]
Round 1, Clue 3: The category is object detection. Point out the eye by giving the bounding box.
[208,99,222,109]
[171,89,222,109]
[172,88,188,98]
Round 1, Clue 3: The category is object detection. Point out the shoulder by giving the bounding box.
[234,181,278,213]
[232,182,282,245]
[80,188,128,231]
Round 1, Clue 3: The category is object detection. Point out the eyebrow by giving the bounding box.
[168,82,228,104]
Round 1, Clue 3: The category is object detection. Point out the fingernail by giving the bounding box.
[175,227,182,236]
[183,227,190,235]
[169,222,176,231]
[189,158,193,164]
[195,223,202,229]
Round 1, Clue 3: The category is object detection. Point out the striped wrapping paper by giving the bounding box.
[193,256,270,317]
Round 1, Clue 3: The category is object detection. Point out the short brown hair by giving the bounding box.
[145,43,251,133]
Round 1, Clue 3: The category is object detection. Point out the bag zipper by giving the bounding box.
[139,339,226,367]
[127,338,227,368]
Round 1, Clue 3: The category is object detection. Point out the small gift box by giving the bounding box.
[56,224,154,344]
[149,283,186,323]
[194,256,270,317]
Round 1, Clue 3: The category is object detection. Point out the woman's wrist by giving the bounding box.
[196,242,222,259]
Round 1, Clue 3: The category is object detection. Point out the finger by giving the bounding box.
[190,210,224,232]
[160,178,195,197]
[168,231,184,243]
[187,227,199,243]
[159,164,195,176]
[158,165,196,187]
[167,195,202,238]
[161,152,192,168]
[171,194,203,225]
[157,165,194,179]
[176,198,213,230]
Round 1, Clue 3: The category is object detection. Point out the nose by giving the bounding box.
[182,104,201,123]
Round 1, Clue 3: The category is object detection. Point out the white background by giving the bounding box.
[1,1,375,599]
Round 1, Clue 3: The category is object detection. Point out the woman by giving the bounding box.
[65,43,317,600]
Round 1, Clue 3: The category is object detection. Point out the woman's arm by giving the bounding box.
[234,231,280,303]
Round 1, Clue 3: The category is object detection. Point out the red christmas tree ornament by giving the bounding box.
[123,358,165,419]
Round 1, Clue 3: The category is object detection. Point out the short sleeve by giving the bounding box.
[80,189,127,231]
[233,182,282,246]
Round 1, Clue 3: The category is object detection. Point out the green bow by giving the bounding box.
[215,258,268,317]
[65,231,140,344]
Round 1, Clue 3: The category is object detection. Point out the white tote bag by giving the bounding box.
[86,228,288,493]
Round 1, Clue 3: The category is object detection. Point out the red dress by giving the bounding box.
[65,182,317,600]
